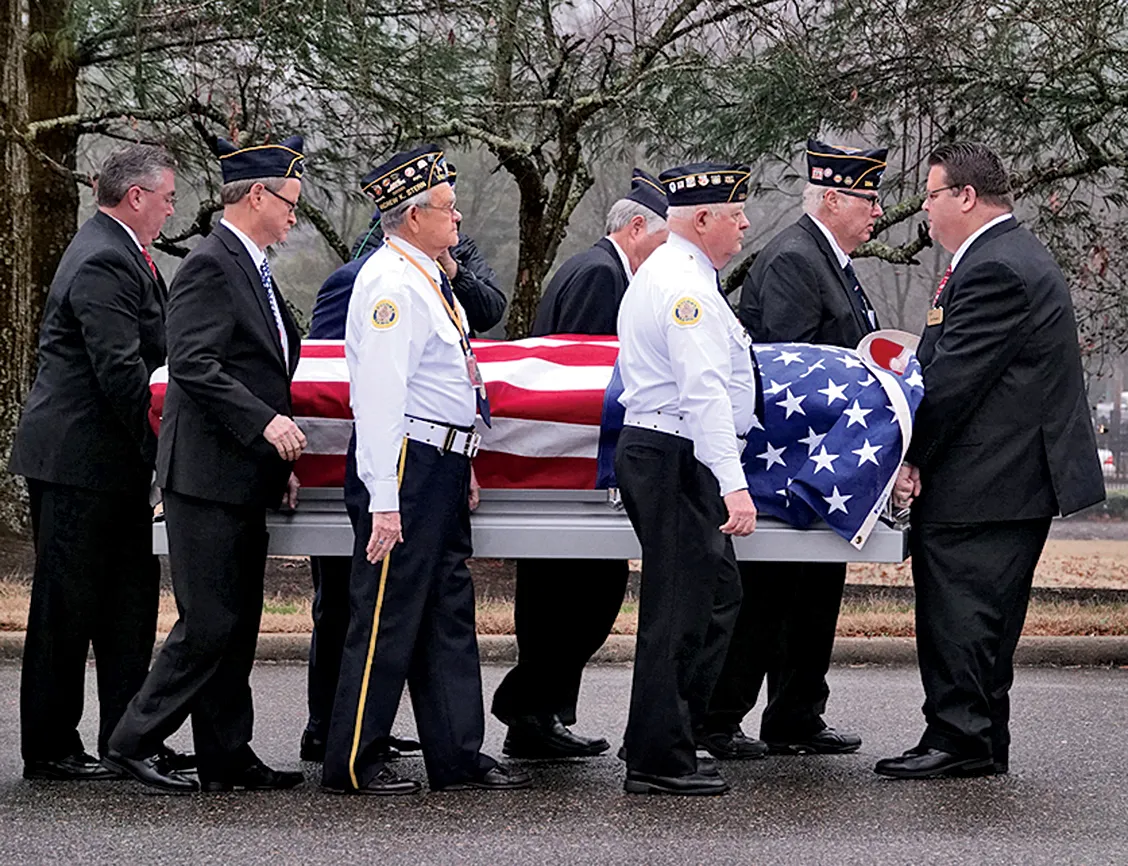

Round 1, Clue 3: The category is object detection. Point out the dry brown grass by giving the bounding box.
[2,583,1126,638]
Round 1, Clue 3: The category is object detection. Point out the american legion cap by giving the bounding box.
[360,144,452,212]
[806,138,888,190]
[216,135,306,183]
[626,168,668,219]
[659,162,752,206]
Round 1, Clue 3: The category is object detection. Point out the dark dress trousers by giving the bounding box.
[905,219,1104,762]
[302,234,506,748]
[491,238,631,727]
[704,214,877,741]
[9,211,166,761]
[108,224,300,777]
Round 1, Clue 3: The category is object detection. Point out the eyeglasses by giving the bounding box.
[137,186,177,207]
[416,200,459,216]
[264,186,299,214]
[837,189,881,207]
[923,184,963,202]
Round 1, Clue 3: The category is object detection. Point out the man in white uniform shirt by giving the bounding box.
[615,162,759,796]
[321,145,530,796]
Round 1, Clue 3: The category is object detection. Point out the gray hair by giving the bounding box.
[802,183,829,216]
[380,187,434,232]
[220,175,289,205]
[604,199,667,235]
[95,144,177,207]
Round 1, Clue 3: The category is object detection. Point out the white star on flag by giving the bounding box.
[838,354,865,369]
[852,439,882,466]
[764,379,790,396]
[906,370,924,389]
[817,379,848,405]
[843,400,872,428]
[824,485,852,514]
[775,477,793,498]
[811,445,839,474]
[801,359,826,378]
[774,350,804,366]
[858,374,876,387]
[886,402,898,418]
[777,388,807,418]
[757,442,787,470]
[797,427,826,454]
[748,413,764,431]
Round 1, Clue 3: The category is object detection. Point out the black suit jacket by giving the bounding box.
[738,214,876,346]
[155,224,301,507]
[9,211,166,494]
[531,238,628,337]
[906,219,1105,522]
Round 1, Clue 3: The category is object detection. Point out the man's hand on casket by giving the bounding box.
[263,414,307,462]
[367,511,403,564]
[280,472,300,510]
[893,462,921,509]
[720,489,758,537]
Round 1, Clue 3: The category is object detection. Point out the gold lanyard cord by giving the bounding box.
[384,239,471,355]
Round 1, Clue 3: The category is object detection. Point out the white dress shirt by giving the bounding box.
[808,214,850,269]
[950,213,1014,272]
[606,236,634,281]
[105,213,144,252]
[616,232,759,496]
[346,235,477,512]
[221,218,290,367]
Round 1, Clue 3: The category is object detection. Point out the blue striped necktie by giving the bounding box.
[259,258,289,365]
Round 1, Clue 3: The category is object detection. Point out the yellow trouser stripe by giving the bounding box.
[348,436,409,790]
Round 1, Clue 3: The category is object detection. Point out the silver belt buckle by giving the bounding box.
[464,430,482,457]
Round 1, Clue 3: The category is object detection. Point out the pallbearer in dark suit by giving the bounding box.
[875,142,1105,780]
[10,145,180,781]
[106,136,309,793]
[493,170,669,760]
[616,163,759,796]
[700,140,887,761]
[322,145,529,795]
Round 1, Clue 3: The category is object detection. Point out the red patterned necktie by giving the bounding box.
[931,265,952,307]
[141,247,159,280]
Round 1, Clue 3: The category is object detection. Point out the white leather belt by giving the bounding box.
[404,416,481,457]
[623,409,689,440]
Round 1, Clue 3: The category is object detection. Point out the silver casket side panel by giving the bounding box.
[153,488,908,563]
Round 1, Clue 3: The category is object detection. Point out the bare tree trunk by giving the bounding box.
[0,0,78,529]
[0,0,33,530]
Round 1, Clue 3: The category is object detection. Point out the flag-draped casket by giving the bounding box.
[149,333,923,548]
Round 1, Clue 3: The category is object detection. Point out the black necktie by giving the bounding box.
[442,271,491,426]
[842,262,876,332]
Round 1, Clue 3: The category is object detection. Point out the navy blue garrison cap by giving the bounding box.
[626,168,668,219]
[659,162,752,206]
[360,144,452,211]
[806,139,888,190]
[216,135,305,183]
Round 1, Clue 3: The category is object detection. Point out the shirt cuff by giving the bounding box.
[714,460,748,498]
[367,478,400,513]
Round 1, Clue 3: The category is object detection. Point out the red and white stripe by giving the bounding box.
[149,335,620,489]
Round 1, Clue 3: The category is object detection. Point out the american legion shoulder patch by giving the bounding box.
[671,296,702,327]
[371,298,400,330]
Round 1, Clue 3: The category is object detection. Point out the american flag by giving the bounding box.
[148,332,921,548]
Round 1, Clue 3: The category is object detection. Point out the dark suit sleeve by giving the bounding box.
[165,254,280,447]
[552,264,620,334]
[451,237,507,333]
[67,251,155,454]
[906,260,1034,471]
[743,251,824,342]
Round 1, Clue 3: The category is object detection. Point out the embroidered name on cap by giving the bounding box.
[371,299,399,329]
[671,297,702,327]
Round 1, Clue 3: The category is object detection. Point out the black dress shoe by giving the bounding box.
[154,745,197,773]
[624,769,729,796]
[325,766,421,796]
[388,735,422,755]
[697,730,768,760]
[24,752,120,782]
[435,763,533,791]
[102,750,200,792]
[766,726,862,755]
[874,748,994,780]
[300,732,326,762]
[199,759,304,792]
[503,715,610,759]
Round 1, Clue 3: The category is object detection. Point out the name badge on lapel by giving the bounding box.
[927,307,944,326]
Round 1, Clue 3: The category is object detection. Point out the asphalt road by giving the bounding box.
[1,662,1125,865]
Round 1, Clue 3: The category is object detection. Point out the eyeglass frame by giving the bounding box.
[835,189,882,207]
[415,199,460,217]
[135,186,177,207]
[923,183,963,202]
[263,185,299,214]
